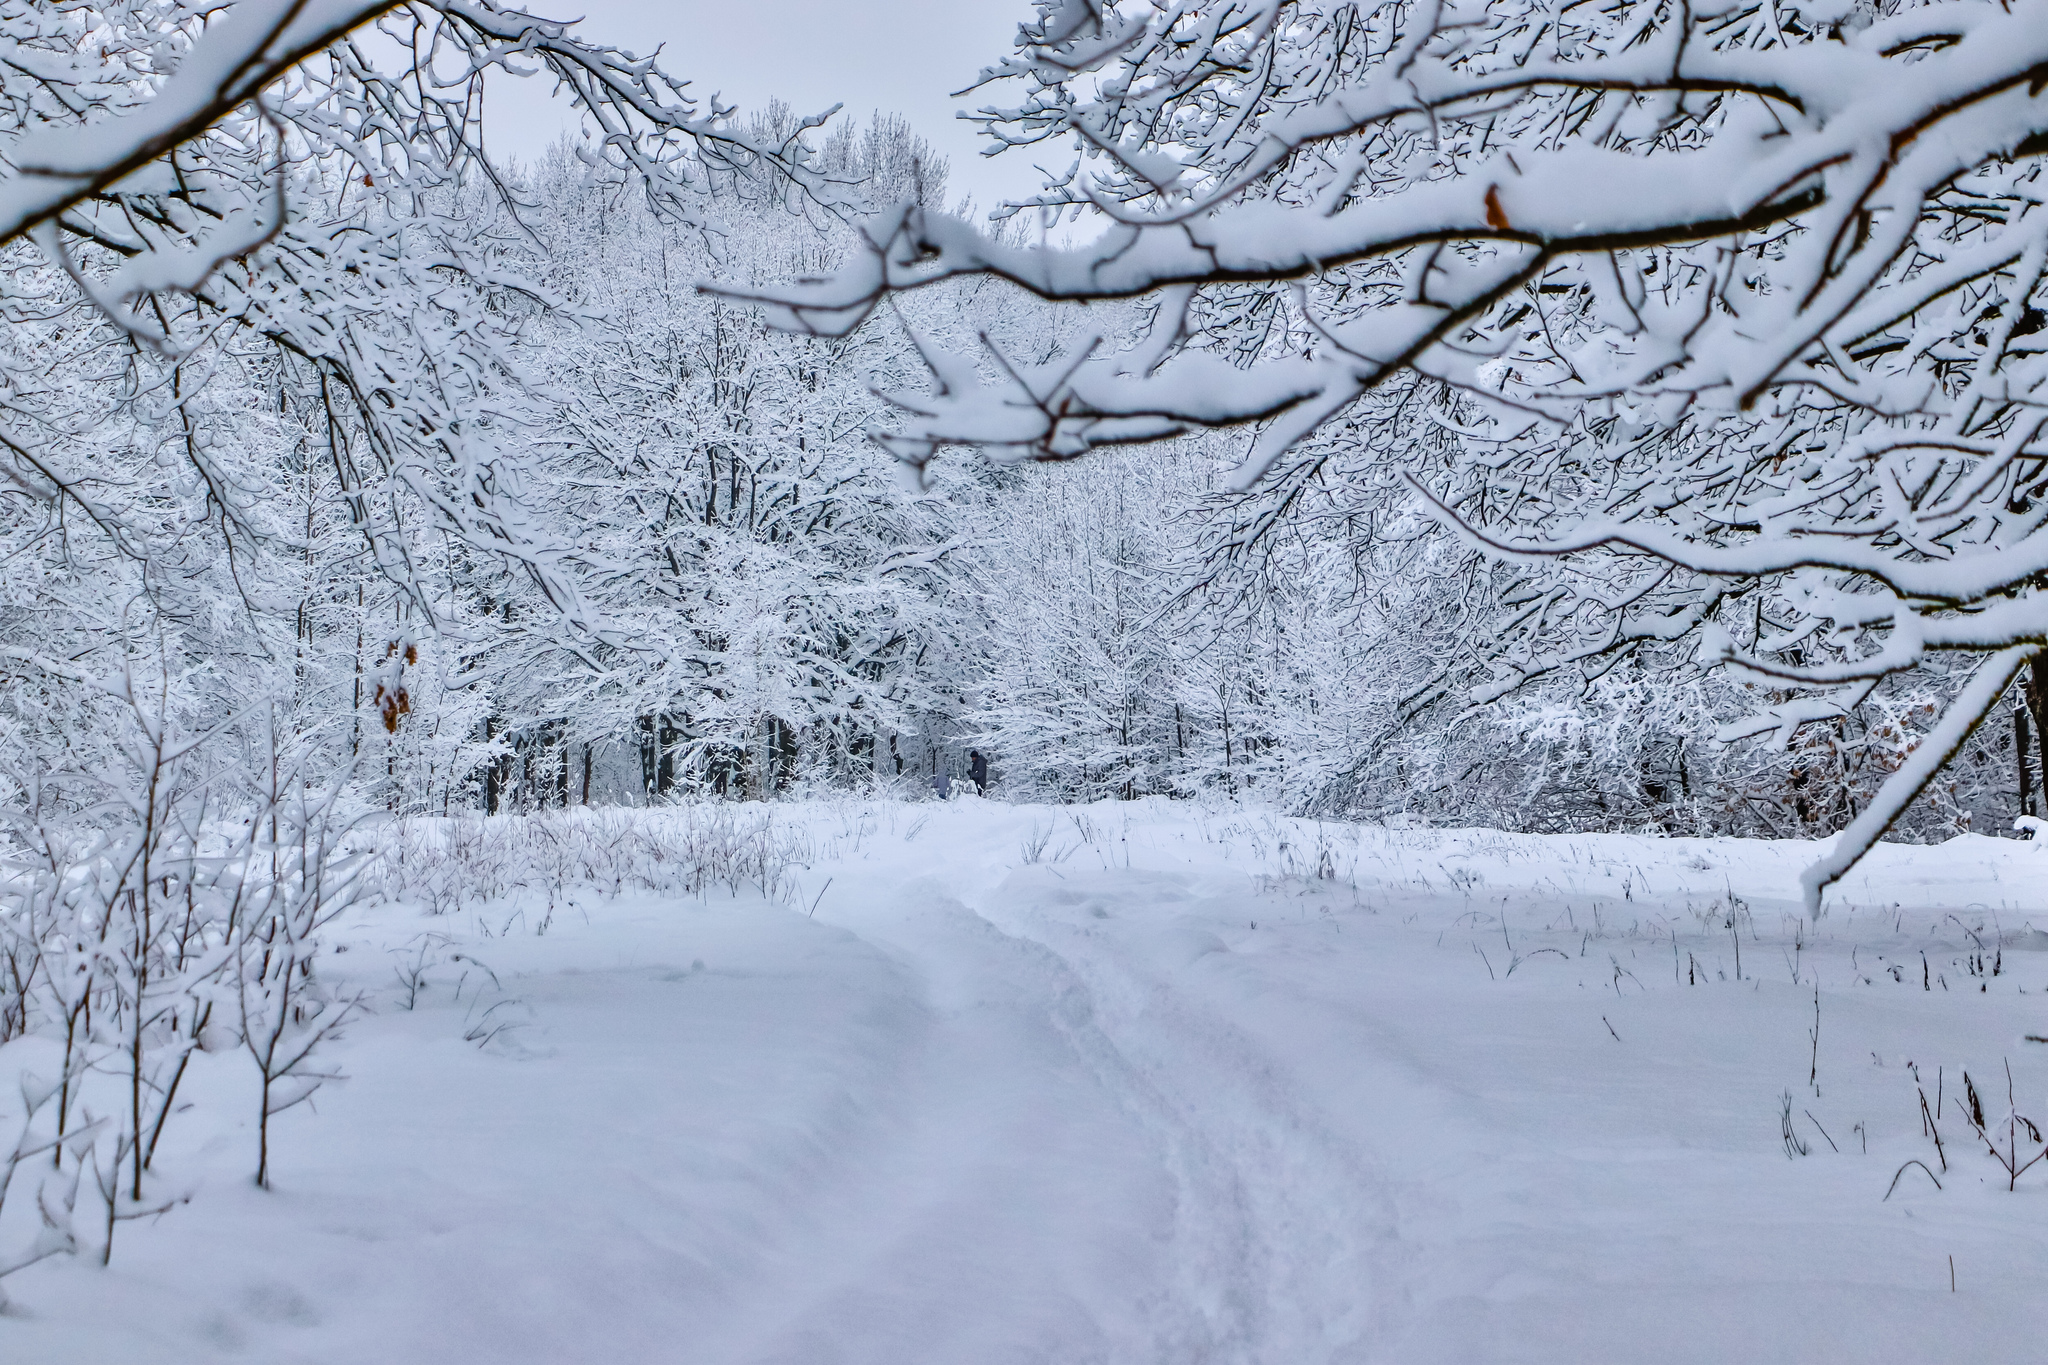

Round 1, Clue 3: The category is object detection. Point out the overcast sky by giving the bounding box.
[479,0,1053,214]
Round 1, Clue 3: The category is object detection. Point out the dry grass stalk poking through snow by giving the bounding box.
[366,805,814,923]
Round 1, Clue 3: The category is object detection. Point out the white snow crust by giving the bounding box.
[9,799,2048,1362]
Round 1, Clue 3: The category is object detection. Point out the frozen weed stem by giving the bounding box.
[369,804,813,913]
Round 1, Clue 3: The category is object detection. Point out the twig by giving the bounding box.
[1506,946,1569,977]
[1883,1159,1942,1200]
[1919,1085,1948,1172]
[1781,1091,1809,1158]
[1808,980,1821,1096]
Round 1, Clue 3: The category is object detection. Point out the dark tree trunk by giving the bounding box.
[2027,659,2048,814]
[2019,706,2034,818]
[552,722,570,808]
[483,716,506,814]
[638,714,659,799]
[767,716,799,792]
[658,716,681,795]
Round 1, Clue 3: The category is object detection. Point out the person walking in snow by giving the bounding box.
[968,750,989,796]
[931,769,951,799]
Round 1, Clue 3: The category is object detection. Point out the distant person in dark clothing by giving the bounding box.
[969,750,989,795]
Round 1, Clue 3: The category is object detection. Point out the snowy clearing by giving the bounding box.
[8,798,2048,1363]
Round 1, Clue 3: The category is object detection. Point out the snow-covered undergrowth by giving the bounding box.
[366,804,817,921]
[7,798,2048,1362]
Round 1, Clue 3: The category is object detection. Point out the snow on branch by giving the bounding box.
[718,0,2048,901]
[0,0,855,669]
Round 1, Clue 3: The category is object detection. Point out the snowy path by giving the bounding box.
[807,877,1395,1363]
[12,801,2048,1361]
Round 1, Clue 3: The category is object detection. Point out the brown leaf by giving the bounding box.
[376,684,410,733]
[1485,185,1511,232]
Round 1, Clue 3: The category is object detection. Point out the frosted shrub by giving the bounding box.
[366,805,814,915]
[0,711,360,1286]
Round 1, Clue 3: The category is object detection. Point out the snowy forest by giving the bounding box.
[4,0,2048,1358]
[4,1,2041,853]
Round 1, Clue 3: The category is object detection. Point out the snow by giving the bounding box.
[3,1,389,234]
[9,798,2048,1362]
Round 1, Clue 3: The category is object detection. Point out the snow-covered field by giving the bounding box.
[10,798,2048,1363]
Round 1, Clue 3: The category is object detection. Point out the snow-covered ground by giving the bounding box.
[10,798,2048,1363]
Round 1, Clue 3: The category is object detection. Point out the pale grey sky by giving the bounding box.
[480,0,1053,214]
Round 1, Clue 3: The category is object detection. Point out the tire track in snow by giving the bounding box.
[969,868,1403,1365]
[709,881,1228,1364]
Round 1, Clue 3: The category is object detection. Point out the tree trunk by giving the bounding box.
[2019,705,2034,818]
[2027,658,2048,814]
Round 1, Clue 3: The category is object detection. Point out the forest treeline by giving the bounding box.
[7,106,2020,845]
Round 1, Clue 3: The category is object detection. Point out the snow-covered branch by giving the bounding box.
[719,0,2048,900]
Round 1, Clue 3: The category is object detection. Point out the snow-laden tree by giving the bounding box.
[9,1,831,577]
[479,130,972,801]
[1160,380,2024,836]
[737,0,2048,910]
[959,449,1182,802]
[0,0,864,813]
[0,0,848,1276]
